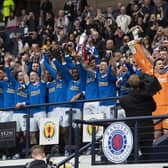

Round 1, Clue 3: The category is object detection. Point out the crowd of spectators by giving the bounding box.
[0,0,168,160]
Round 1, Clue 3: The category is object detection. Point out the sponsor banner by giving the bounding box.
[83,114,104,142]
[39,118,59,145]
[102,122,133,163]
[0,122,16,148]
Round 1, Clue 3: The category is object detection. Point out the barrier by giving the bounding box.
[0,96,119,158]
[0,97,168,168]
[72,114,168,168]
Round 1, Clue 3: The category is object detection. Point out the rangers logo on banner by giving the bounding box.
[102,122,133,163]
[39,118,59,145]
[83,114,104,142]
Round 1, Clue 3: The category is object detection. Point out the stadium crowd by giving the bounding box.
[0,0,168,160]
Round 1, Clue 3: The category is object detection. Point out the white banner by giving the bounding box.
[39,118,59,145]
[83,113,104,142]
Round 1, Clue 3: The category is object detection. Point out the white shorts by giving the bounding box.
[48,107,68,127]
[12,113,27,132]
[83,102,99,115]
[30,111,46,132]
[117,108,126,119]
[0,111,2,121]
[0,111,13,122]
[98,105,115,119]
[48,107,61,118]
[98,106,126,119]
[62,108,82,128]
[71,108,82,128]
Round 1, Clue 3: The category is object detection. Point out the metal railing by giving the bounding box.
[0,96,119,158]
[71,114,168,168]
[0,96,168,168]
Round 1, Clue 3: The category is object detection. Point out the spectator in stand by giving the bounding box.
[152,26,168,49]
[142,35,153,53]
[153,0,168,27]
[6,11,18,30]
[81,5,95,20]
[68,33,76,44]
[103,12,118,40]
[112,2,123,19]
[104,39,115,60]
[91,30,105,58]
[114,26,125,50]
[141,0,155,18]
[8,32,24,57]
[69,19,83,38]
[42,37,52,51]
[64,0,75,18]
[126,0,140,17]
[116,5,131,34]
[54,10,69,33]
[50,40,63,63]
[120,35,131,56]
[93,8,105,35]
[26,11,38,32]
[145,13,160,39]
[2,0,15,23]
[57,30,68,45]
[18,8,28,28]
[44,12,54,31]
[130,3,142,22]
[104,6,114,20]
[26,32,42,48]
[40,0,53,25]
[77,0,88,14]
[67,0,88,16]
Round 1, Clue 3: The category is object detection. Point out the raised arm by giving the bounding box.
[43,53,57,79]
[107,65,117,83]
[64,55,76,69]
[21,60,30,85]
[5,66,16,87]
[128,41,153,74]
[53,58,72,83]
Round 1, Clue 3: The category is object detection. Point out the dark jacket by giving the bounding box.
[119,89,156,117]
[119,89,156,137]
[119,89,156,160]
[25,160,49,168]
